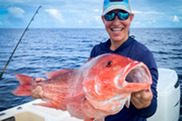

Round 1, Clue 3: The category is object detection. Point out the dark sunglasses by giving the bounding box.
[104,11,130,21]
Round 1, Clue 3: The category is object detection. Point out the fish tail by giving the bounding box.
[12,74,35,96]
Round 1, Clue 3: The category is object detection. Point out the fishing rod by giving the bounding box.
[0,6,42,79]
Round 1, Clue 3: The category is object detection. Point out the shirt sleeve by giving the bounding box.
[90,45,104,58]
[90,46,96,58]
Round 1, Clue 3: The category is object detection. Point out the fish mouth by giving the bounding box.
[125,64,151,83]
[115,62,152,89]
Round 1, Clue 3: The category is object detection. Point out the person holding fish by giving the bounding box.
[30,0,158,121]
[89,0,158,120]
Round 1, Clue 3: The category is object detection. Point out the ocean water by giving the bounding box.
[0,28,182,118]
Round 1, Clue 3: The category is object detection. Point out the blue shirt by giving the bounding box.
[90,37,158,121]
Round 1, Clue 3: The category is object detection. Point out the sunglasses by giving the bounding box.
[104,11,130,21]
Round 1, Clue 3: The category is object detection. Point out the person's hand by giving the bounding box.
[131,87,153,109]
[31,77,45,99]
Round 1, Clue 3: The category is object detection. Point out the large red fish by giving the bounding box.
[13,53,152,121]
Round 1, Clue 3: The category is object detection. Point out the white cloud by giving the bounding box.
[94,16,101,22]
[134,21,141,25]
[133,10,161,14]
[7,7,25,18]
[173,15,179,22]
[136,21,141,24]
[45,9,64,23]
[78,20,83,24]
[145,11,161,14]
[148,19,156,24]
[132,11,142,14]
[0,21,2,25]
[131,21,145,28]
[93,9,100,12]
[152,20,156,23]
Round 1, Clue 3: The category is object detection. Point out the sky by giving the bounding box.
[0,0,182,28]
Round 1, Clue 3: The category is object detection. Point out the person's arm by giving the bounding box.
[130,51,158,118]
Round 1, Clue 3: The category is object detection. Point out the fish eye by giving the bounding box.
[106,61,112,67]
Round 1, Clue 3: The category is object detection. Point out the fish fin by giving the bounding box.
[15,74,34,85]
[12,85,31,96]
[85,57,97,63]
[45,69,72,79]
[125,94,131,108]
[85,58,93,63]
[13,74,35,96]
[84,118,95,121]
[36,101,66,110]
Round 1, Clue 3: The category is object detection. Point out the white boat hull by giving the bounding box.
[0,99,82,121]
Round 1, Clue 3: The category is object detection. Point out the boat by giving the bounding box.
[0,68,180,121]
[147,68,180,121]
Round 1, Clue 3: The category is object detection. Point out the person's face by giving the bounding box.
[102,9,134,43]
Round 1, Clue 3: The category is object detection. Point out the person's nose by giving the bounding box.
[112,16,120,26]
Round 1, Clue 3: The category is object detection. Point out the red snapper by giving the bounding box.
[13,53,152,121]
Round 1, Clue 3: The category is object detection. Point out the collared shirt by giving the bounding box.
[90,37,158,121]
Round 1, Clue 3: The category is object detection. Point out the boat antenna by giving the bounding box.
[0,6,42,79]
